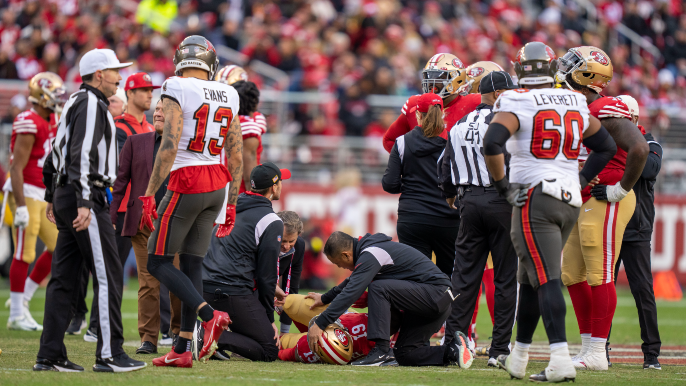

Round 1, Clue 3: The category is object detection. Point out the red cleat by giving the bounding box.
[198,310,231,360]
[152,351,193,368]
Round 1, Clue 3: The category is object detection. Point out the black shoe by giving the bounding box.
[210,348,231,361]
[33,358,84,372]
[83,327,98,343]
[350,347,396,366]
[136,341,157,354]
[644,354,661,370]
[606,340,612,367]
[445,331,474,369]
[66,314,87,335]
[93,353,147,373]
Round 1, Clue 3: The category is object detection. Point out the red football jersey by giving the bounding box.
[239,111,267,193]
[288,313,375,364]
[581,96,632,202]
[10,109,56,189]
[382,93,481,152]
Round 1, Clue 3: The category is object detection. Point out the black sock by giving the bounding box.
[198,304,215,322]
[515,284,540,344]
[174,337,191,354]
[538,279,567,344]
[372,339,390,352]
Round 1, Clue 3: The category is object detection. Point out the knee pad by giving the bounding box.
[283,294,326,326]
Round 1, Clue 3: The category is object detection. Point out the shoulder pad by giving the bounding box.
[589,96,631,120]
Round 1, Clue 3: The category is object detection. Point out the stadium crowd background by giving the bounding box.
[0,0,684,138]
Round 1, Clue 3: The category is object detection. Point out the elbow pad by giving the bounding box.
[580,125,617,186]
[484,122,511,156]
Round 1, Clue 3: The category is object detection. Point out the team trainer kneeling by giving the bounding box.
[307,231,474,367]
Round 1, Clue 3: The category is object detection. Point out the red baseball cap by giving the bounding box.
[416,93,443,113]
[124,72,160,91]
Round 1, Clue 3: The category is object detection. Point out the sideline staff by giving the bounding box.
[37,48,145,372]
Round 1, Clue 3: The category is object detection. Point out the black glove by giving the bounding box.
[644,133,654,142]
[493,178,530,207]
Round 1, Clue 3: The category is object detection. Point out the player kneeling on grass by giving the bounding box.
[307,231,474,368]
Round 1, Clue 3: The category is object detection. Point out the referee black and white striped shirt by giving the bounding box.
[52,83,118,208]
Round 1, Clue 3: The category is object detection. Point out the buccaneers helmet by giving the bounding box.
[458,61,504,95]
[513,42,558,86]
[173,35,219,78]
[421,53,467,98]
[314,323,354,365]
[28,72,67,114]
[215,65,248,85]
[556,46,613,93]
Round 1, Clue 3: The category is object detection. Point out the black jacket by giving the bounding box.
[624,133,662,242]
[202,192,283,322]
[316,233,451,329]
[382,127,459,226]
[278,237,305,325]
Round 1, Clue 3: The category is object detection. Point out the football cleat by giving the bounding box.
[153,351,193,368]
[211,349,231,361]
[350,347,396,366]
[93,353,146,372]
[198,310,231,360]
[33,358,84,372]
[529,369,576,383]
[446,331,474,369]
[487,357,498,367]
[575,343,609,371]
[7,315,41,331]
[497,350,529,380]
[644,354,661,370]
[191,320,204,361]
[534,346,576,382]
[6,299,42,330]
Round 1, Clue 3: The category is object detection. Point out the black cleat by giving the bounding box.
[33,358,84,372]
[66,314,87,335]
[350,347,396,366]
[93,353,146,373]
[644,354,661,370]
[210,348,231,361]
[529,369,575,383]
[606,340,612,367]
[446,331,474,369]
[136,341,157,354]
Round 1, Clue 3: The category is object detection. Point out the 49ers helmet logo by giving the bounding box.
[335,329,349,345]
[468,67,484,77]
[452,58,463,68]
[38,78,52,88]
[590,51,609,65]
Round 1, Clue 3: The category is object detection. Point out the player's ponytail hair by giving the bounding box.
[233,80,260,115]
[419,105,444,138]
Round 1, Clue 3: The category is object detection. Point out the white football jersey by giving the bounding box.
[161,76,239,171]
[493,88,590,188]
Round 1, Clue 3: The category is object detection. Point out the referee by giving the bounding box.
[36,49,145,373]
[438,71,518,366]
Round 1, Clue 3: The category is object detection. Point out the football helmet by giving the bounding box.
[28,72,67,114]
[215,65,248,85]
[314,323,354,365]
[556,46,613,93]
[421,53,467,98]
[173,35,219,78]
[616,95,639,119]
[458,61,504,95]
[513,42,558,86]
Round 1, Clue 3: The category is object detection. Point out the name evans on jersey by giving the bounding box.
[203,88,229,103]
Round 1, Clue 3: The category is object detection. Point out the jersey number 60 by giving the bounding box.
[188,103,234,155]
[530,110,583,160]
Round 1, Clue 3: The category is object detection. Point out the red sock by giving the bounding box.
[29,251,52,283]
[483,268,496,325]
[591,282,617,339]
[567,281,593,334]
[278,347,296,362]
[293,321,308,333]
[9,259,29,292]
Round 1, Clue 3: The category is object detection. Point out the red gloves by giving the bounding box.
[139,196,158,231]
[352,291,368,309]
[215,204,236,238]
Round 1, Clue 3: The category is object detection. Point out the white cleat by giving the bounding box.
[497,351,528,380]
[21,300,42,331]
[7,316,42,331]
[574,350,608,371]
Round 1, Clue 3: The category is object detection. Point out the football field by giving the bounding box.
[1,282,685,385]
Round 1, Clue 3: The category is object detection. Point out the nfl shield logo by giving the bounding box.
[277,236,282,242]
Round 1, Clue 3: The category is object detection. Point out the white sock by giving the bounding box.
[550,342,569,352]
[590,339,607,353]
[514,341,531,352]
[23,278,40,302]
[576,333,591,357]
[280,323,291,334]
[9,292,23,319]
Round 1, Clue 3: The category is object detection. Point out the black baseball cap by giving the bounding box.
[479,71,517,94]
[250,162,291,190]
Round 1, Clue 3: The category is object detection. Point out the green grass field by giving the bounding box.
[0,281,685,385]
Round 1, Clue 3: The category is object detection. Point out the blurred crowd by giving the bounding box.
[0,0,685,137]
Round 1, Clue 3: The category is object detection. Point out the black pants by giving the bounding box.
[204,291,278,362]
[396,220,459,277]
[445,188,518,358]
[613,239,661,357]
[160,282,173,335]
[38,185,124,360]
[367,280,451,366]
[115,212,132,267]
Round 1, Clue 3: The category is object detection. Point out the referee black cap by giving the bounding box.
[479,71,517,94]
[250,162,291,189]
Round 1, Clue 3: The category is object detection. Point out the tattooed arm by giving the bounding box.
[145,98,182,196]
[225,114,243,205]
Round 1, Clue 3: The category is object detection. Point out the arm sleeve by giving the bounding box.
[67,95,103,209]
[381,141,403,194]
[42,149,56,203]
[256,220,283,323]
[641,134,662,180]
[289,237,305,294]
[580,125,617,187]
[321,278,349,304]
[110,136,133,224]
[316,255,381,329]
[382,114,411,153]
[438,134,458,198]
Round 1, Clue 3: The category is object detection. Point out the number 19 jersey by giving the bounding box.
[493,88,590,188]
[161,76,239,194]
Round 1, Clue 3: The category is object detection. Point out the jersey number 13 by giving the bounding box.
[530,109,583,160]
[188,103,233,156]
